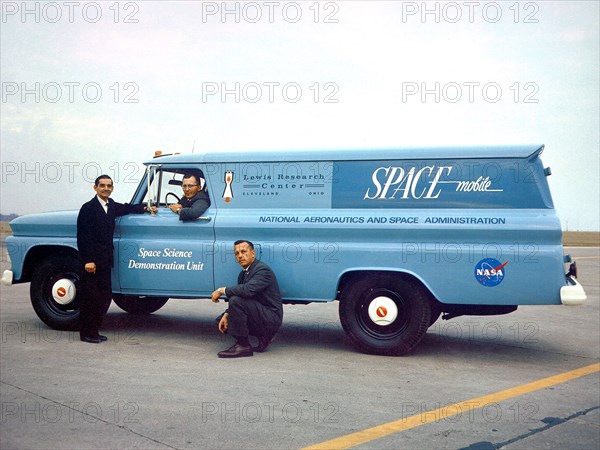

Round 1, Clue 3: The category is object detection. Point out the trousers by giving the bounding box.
[227,296,282,338]
[79,268,112,337]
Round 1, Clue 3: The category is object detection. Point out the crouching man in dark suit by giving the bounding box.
[211,240,283,358]
[77,174,154,343]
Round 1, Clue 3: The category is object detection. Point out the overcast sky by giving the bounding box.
[1,1,598,230]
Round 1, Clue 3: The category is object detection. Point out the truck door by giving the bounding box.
[114,166,216,297]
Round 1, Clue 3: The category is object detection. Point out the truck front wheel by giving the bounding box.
[339,275,431,356]
[30,255,82,331]
[112,295,168,314]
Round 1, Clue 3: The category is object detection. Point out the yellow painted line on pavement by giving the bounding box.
[303,362,600,450]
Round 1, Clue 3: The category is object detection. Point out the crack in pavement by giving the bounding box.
[1,380,179,449]
[459,405,600,450]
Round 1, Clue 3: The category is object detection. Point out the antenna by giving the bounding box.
[192,140,196,153]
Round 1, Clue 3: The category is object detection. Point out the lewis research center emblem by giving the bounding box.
[222,171,234,202]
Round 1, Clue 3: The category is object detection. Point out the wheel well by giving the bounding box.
[337,270,437,304]
[21,246,79,283]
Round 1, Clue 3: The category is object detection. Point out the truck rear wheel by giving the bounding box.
[339,274,431,356]
[112,295,168,314]
[30,255,82,331]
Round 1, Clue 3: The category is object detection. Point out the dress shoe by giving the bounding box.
[218,343,253,358]
[253,334,275,352]
[97,335,107,342]
[80,335,102,344]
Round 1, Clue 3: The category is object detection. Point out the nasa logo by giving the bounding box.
[474,258,508,287]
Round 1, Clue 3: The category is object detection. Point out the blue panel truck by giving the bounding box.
[2,145,587,355]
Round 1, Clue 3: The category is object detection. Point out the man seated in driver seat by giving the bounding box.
[168,172,211,221]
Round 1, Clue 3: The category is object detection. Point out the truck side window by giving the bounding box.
[144,168,209,208]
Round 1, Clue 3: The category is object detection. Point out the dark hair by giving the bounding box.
[234,240,254,249]
[182,173,198,183]
[95,175,113,186]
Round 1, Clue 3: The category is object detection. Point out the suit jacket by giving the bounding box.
[179,190,211,221]
[225,259,283,318]
[77,196,144,270]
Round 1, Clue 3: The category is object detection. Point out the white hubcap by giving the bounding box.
[367,296,398,326]
[51,279,76,305]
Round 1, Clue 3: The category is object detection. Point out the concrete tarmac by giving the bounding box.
[1,247,598,449]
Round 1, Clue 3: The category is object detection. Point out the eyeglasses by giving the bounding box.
[182,184,198,189]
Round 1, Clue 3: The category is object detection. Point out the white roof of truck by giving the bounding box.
[146,144,545,165]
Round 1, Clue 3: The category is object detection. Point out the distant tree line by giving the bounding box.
[1,214,19,222]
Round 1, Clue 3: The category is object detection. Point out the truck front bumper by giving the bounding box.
[560,276,586,306]
[1,270,13,286]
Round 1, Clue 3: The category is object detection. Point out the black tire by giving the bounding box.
[429,299,443,327]
[339,274,431,356]
[112,294,168,314]
[30,254,82,331]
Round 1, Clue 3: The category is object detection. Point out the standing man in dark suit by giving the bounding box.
[77,174,153,343]
[212,240,283,358]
